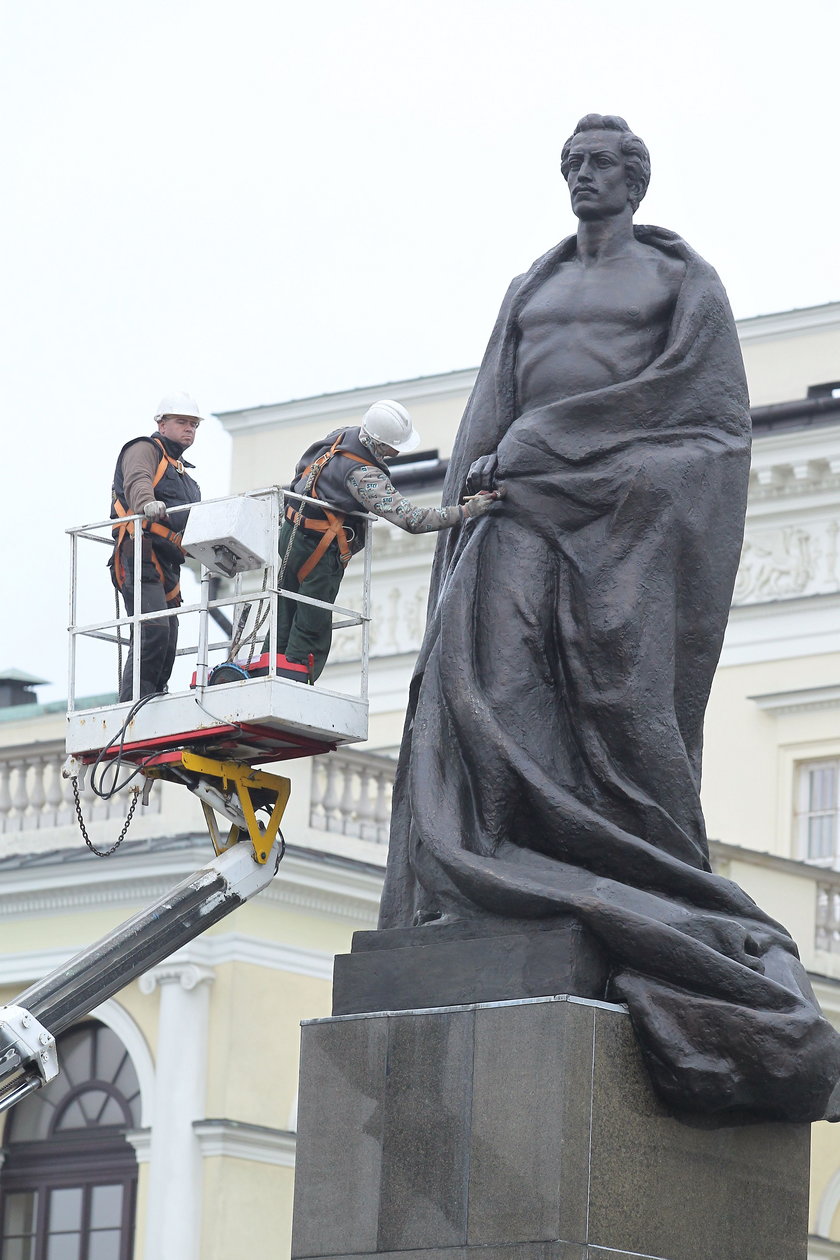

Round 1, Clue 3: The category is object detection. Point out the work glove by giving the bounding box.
[463,489,502,520]
[143,500,168,521]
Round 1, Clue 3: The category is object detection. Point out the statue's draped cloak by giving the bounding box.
[379,227,840,1121]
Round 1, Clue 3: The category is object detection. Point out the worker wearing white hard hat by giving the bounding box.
[264,399,502,681]
[109,393,203,700]
[359,398,422,453]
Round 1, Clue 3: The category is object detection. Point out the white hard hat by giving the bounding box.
[361,399,421,454]
[154,392,205,423]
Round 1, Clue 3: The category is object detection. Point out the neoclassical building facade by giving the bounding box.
[1,301,840,1257]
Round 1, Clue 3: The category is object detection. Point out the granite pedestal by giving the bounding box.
[291,994,810,1260]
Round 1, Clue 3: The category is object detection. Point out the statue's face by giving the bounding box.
[564,130,632,221]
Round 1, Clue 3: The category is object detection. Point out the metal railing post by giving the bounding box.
[267,489,280,673]
[67,530,78,714]
[360,520,373,703]
[195,567,211,691]
[131,528,142,703]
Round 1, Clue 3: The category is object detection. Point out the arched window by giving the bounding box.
[0,1020,140,1260]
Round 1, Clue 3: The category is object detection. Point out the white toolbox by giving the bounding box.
[182,496,273,576]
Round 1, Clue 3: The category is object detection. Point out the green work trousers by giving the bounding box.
[263,519,344,680]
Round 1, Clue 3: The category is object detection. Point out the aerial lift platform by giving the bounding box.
[0,484,376,1112]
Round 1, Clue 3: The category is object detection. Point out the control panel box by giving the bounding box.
[182,496,273,576]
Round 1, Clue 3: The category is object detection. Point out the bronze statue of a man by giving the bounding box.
[379,114,840,1121]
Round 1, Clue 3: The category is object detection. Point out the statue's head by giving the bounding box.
[560,114,651,217]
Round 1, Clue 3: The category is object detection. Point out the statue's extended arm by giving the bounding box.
[465,452,499,495]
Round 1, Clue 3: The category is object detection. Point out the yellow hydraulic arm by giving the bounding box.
[144,751,292,864]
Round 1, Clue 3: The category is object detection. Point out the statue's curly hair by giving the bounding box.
[560,114,651,212]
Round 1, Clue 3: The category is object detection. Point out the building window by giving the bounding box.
[0,1021,139,1260]
[796,759,840,866]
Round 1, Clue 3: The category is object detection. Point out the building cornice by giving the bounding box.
[748,685,840,716]
[0,932,334,991]
[709,838,840,887]
[744,419,840,513]
[193,1119,296,1167]
[215,369,478,434]
[737,302,840,343]
[124,1127,151,1164]
[750,417,840,466]
[0,844,382,926]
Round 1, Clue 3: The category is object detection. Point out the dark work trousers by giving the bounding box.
[115,539,181,701]
[262,519,344,680]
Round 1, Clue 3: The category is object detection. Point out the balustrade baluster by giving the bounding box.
[8,759,29,833]
[80,765,100,822]
[0,761,11,833]
[373,770,391,844]
[322,760,343,833]
[815,883,840,954]
[61,764,78,809]
[356,768,375,841]
[45,756,68,826]
[339,763,357,836]
[309,760,327,831]
[816,885,830,952]
[29,757,47,826]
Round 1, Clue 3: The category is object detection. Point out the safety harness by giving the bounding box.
[111,437,187,603]
[285,432,373,581]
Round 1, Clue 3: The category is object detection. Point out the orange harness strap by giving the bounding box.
[112,438,186,596]
[150,550,181,604]
[288,505,351,581]
[288,435,373,582]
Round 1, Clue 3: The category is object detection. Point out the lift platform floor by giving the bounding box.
[65,675,367,765]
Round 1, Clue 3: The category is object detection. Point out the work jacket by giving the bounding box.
[290,427,389,556]
[111,434,201,565]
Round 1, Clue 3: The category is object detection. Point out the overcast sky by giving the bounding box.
[2,0,839,702]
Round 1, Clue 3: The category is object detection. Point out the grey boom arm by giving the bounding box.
[0,837,283,1114]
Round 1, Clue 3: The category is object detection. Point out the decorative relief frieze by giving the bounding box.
[733,519,840,606]
[328,575,430,662]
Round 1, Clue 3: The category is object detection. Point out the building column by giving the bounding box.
[139,960,214,1260]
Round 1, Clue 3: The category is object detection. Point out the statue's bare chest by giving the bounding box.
[515,252,682,408]
[519,255,676,336]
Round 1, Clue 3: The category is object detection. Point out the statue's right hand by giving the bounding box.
[465,453,498,495]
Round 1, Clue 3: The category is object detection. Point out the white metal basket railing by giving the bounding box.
[66,485,376,712]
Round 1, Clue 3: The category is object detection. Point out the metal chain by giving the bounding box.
[228,567,271,667]
[244,571,272,666]
[278,459,323,587]
[72,777,140,857]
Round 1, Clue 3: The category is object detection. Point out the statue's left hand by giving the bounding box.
[465,453,498,495]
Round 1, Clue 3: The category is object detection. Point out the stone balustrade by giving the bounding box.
[0,741,159,834]
[816,874,840,954]
[309,748,396,844]
[6,736,840,969]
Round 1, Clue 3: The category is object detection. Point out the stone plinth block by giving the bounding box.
[292,995,810,1260]
[332,919,609,1016]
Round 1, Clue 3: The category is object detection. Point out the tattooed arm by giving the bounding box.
[345,466,464,534]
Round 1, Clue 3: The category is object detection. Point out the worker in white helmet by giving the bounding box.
[110,393,203,700]
[265,399,501,680]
